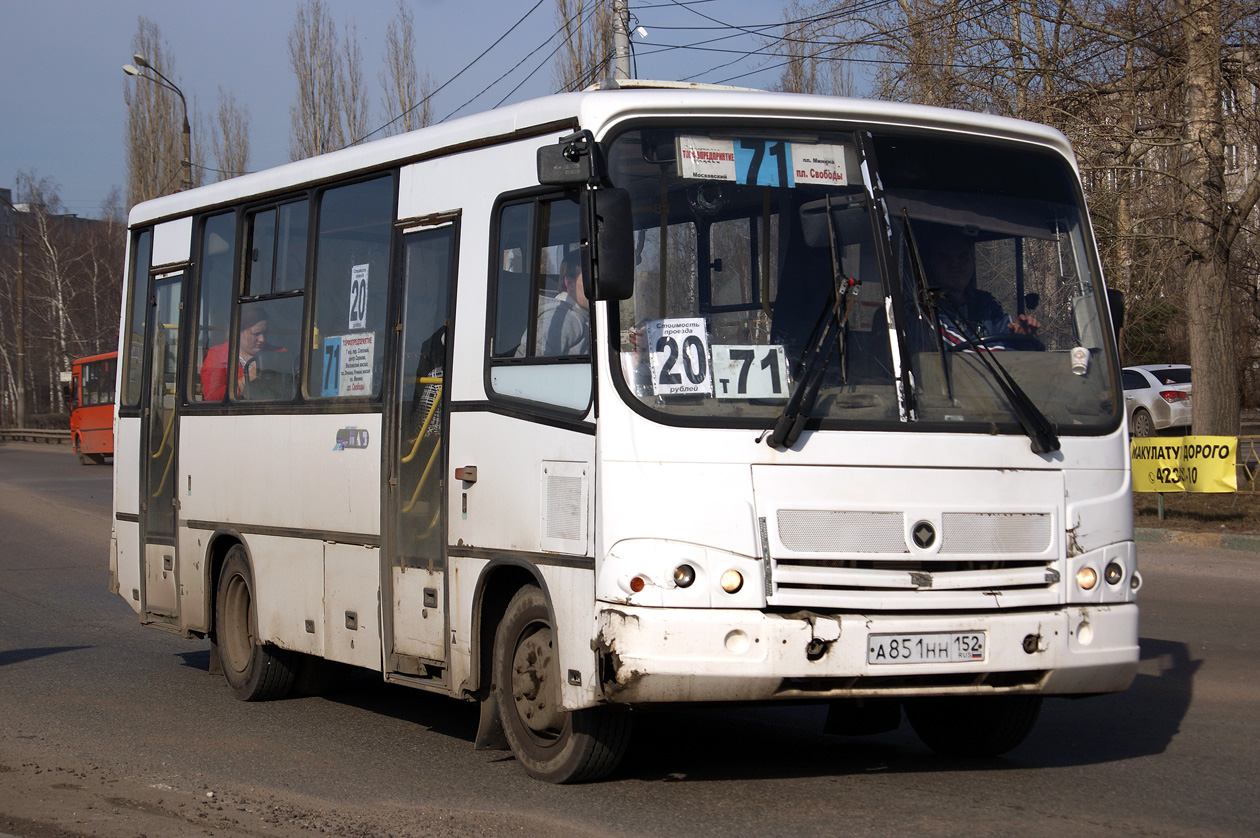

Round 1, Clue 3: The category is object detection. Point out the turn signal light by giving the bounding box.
[1160,390,1190,403]
[1104,562,1124,585]
[1076,566,1098,590]
[719,570,743,594]
[629,575,646,593]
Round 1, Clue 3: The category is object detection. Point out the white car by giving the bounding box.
[1122,364,1192,437]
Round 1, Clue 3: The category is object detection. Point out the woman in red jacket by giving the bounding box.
[200,306,268,401]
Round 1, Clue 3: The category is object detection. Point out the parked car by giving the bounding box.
[1122,364,1192,437]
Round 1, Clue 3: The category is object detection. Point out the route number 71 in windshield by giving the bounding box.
[712,344,791,400]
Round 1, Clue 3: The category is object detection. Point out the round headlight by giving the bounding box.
[1104,562,1124,585]
[673,564,696,588]
[1076,566,1098,590]
[719,570,744,594]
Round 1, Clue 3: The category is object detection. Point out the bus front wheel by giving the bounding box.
[214,546,296,701]
[492,585,631,783]
[905,694,1042,757]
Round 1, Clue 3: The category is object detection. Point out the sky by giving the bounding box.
[1,0,800,218]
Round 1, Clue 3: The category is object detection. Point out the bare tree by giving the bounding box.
[795,0,1260,432]
[0,173,124,422]
[554,0,614,93]
[212,87,250,181]
[343,22,370,145]
[288,0,374,159]
[380,0,432,134]
[289,0,344,158]
[124,17,199,209]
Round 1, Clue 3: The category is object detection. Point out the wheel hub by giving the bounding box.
[511,625,563,736]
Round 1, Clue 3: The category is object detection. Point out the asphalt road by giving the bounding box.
[1,441,1258,837]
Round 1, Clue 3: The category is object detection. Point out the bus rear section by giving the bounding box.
[110,86,1138,784]
[67,351,116,464]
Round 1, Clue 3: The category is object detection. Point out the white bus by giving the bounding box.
[111,81,1139,783]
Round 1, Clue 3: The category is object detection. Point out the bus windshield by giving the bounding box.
[607,126,1120,436]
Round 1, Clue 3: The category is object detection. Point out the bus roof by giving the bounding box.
[127,84,1075,228]
[71,350,118,366]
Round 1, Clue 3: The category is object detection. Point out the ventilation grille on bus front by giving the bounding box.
[769,509,1058,609]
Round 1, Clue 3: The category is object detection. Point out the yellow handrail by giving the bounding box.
[401,440,442,513]
[401,378,443,464]
[149,399,175,459]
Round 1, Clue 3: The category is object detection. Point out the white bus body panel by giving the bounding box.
[114,416,142,614]
[178,413,380,532]
[151,217,192,267]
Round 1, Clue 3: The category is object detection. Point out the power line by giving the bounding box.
[353,0,548,144]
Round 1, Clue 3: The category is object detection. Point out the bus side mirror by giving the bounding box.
[1107,287,1125,341]
[581,187,634,301]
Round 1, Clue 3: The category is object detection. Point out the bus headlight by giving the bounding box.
[719,570,744,594]
[1076,566,1098,590]
[1104,561,1124,585]
[673,564,696,588]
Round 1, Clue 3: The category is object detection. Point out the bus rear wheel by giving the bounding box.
[905,694,1042,757]
[493,586,631,783]
[215,546,296,701]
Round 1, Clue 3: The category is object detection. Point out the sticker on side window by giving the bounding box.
[645,318,714,398]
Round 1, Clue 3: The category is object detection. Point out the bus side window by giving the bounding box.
[306,176,394,399]
[487,194,591,412]
[191,212,237,402]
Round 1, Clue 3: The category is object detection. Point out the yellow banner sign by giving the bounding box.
[1131,435,1237,493]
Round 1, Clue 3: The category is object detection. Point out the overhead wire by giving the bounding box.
[352,0,547,143]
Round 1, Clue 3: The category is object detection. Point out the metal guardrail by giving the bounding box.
[0,428,71,444]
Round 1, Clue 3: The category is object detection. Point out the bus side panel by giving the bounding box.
[447,411,594,557]
[248,534,325,658]
[178,413,381,535]
[539,563,601,710]
[448,556,601,710]
[80,405,114,454]
[114,415,142,612]
[324,543,383,669]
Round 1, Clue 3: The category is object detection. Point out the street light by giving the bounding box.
[123,53,192,192]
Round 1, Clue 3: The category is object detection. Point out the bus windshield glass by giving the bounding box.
[606,126,1120,435]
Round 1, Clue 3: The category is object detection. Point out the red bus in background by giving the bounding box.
[67,351,116,464]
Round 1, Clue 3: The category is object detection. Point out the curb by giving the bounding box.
[1135,527,1260,552]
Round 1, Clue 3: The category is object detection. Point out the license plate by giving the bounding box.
[867,632,986,664]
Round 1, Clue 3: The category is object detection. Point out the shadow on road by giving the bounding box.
[170,634,1199,783]
[0,646,92,667]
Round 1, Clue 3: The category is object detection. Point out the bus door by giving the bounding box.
[140,272,183,624]
[384,219,458,680]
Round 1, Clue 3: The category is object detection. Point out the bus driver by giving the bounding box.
[517,252,589,357]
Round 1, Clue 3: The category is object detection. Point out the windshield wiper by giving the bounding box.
[934,296,1061,454]
[902,210,954,404]
[767,196,861,449]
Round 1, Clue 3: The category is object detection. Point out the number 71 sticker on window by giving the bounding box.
[712,345,790,401]
[646,318,713,397]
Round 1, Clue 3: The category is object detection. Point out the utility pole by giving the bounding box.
[612,0,632,81]
[15,226,26,428]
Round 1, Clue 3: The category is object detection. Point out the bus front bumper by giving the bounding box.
[593,603,1138,704]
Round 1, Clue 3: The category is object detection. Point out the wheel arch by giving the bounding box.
[203,528,249,640]
[467,556,554,698]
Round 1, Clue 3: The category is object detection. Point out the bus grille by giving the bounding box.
[768,510,1059,609]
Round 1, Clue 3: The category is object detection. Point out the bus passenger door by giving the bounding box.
[140,273,183,624]
[385,220,458,680]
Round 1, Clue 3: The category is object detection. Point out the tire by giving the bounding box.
[74,439,89,466]
[493,586,631,783]
[214,545,296,701]
[1130,408,1155,438]
[905,695,1042,757]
